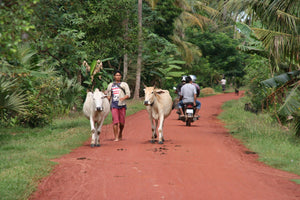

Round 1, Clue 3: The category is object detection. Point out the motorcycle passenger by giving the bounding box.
[189,75,201,97]
[178,76,201,118]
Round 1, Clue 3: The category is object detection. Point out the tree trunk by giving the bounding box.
[134,0,143,99]
[123,13,129,81]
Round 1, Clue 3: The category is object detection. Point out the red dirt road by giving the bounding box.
[31,92,300,200]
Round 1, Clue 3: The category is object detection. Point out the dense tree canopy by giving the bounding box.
[1,0,298,129]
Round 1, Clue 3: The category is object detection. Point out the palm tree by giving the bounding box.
[222,0,300,130]
[133,0,143,99]
[146,0,217,65]
[221,0,299,66]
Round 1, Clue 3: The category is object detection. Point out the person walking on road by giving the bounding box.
[106,70,130,141]
[220,77,226,93]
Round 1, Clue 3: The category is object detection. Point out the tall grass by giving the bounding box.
[219,97,300,176]
[0,99,145,200]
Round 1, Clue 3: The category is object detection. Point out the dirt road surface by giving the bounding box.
[31,92,300,200]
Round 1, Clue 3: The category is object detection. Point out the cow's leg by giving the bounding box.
[91,128,96,148]
[147,111,155,143]
[150,119,159,143]
[149,118,155,143]
[94,123,100,147]
[154,119,158,139]
[158,116,165,144]
[95,119,105,147]
[90,117,96,147]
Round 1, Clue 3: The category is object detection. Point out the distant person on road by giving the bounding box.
[220,77,226,93]
[106,70,130,141]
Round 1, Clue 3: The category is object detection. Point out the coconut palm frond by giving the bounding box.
[276,10,299,34]
[194,1,219,16]
[237,44,264,53]
[180,12,205,30]
[278,84,300,116]
[253,28,300,62]
[171,35,202,66]
[216,0,252,20]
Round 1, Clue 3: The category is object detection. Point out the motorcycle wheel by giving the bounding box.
[186,118,191,126]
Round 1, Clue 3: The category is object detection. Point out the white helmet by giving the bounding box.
[189,75,197,82]
[181,75,187,82]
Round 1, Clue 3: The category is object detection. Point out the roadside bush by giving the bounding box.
[16,76,84,128]
[243,55,269,110]
[18,92,53,127]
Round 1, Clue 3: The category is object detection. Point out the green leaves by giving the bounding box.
[278,85,300,116]
[151,58,185,82]
[0,76,27,115]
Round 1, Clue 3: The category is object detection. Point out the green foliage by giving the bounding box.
[0,76,27,119]
[0,1,38,60]
[142,32,185,89]
[186,29,247,87]
[18,92,53,128]
[151,0,182,39]
[243,54,270,109]
[189,30,245,76]
[235,22,266,56]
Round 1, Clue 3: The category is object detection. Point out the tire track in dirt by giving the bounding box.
[30,92,300,200]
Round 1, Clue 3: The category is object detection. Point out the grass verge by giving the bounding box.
[0,99,145,200]
[218,97,300,180]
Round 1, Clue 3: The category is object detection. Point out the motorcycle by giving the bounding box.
[180,102,199,126]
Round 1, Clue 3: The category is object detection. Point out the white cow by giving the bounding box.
[144,86,173,144]
[83,88,110,147]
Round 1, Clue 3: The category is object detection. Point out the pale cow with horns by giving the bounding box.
[83,88,110,147]
[144,86,173,144]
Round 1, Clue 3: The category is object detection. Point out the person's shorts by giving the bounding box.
[222,84,226,91]
[111,107,126,124]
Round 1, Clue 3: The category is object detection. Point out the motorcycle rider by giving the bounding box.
[175,76,187,96]
[178,76,201,119]
[175,76,186,116]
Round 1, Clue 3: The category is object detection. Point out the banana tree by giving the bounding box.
[261,70,300,125]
